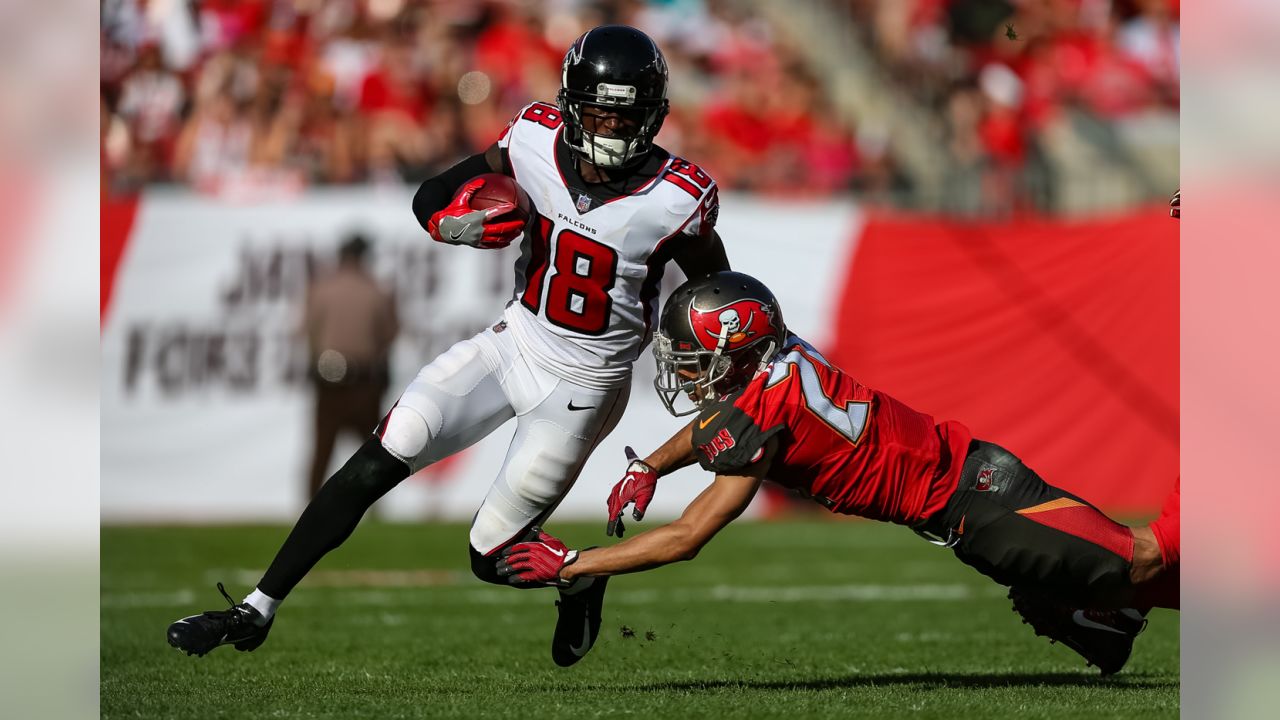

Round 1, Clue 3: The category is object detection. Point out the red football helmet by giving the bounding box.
[653,272,786,415]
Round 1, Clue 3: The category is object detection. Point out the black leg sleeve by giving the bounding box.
[468,525,543,588]
[257,436,410,599]
[411,152,496,232]
[469,544,507,586]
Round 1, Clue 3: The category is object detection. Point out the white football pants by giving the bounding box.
[377,323,629,555]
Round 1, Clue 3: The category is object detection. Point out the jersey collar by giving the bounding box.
[554,130,669,214]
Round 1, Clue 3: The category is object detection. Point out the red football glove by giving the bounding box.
[606,446,657,538]
[495,530,578,586]
[426,177,525,248]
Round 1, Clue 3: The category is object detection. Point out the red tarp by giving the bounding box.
[829,209,1178,514]
[101,192,140,322]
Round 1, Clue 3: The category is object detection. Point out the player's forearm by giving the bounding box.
[672,228,730,278]
[562,522,699,580]
[411,152,495,231]
[703,229,730,273]
[643,420,698,476]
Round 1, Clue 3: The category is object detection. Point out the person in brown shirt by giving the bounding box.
[303,233,399,497]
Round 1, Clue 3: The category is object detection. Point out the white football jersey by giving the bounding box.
[496,102,719,390]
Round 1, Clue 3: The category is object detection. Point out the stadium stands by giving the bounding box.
[100,0,1177,213]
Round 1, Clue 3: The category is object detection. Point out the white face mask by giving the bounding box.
[574,131,639,168]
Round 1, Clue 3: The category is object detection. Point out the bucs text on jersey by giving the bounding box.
[691,336,973,526]
[497,102,719,391]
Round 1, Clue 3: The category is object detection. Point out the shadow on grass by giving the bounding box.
[624,671,1176,692]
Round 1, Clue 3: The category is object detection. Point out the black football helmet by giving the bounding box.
[557,25,669,169]
[654,272,787,416]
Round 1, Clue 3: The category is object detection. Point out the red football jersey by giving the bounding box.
[691,336,972,526]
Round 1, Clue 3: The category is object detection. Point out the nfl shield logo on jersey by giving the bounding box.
[576,193,593,213]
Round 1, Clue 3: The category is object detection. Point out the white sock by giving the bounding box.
[243,589,281,625]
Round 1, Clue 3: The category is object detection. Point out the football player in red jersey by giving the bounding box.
[166,26,728,667]
[498,271,1180,675]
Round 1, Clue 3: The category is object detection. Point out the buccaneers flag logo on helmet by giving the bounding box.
[688,299,777,351]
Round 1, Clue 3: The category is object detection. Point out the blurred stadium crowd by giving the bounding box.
[847,0,1179,212]
[860,0,1178,138]
[100,0,1178,210]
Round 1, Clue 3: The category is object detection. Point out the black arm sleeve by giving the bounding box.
[411,152,497,232]
[674,228,731,279]
[691,400,784,475]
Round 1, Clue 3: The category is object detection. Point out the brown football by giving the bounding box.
[467,173,532,224]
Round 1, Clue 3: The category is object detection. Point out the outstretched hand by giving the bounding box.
[606,446,657,538]
[495,530,578,586]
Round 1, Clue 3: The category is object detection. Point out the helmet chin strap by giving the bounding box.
[696,332,736,403]
[753,339,779,378]
[705,337,780,403]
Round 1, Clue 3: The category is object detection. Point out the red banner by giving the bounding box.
[830,209,1178,513]
[101,192,140,322]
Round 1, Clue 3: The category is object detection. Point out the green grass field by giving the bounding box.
[102,520,1178,719]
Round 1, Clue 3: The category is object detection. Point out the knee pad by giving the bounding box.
[379,406,432,465]
[504,420,590,507]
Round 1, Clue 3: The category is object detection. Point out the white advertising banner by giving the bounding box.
[101,188,862,522]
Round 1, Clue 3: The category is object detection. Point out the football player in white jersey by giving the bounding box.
[166,25,728,667]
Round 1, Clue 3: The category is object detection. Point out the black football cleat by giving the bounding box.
[1009,588,1147,676]
[167,582,273,657]
[551,576,608,667]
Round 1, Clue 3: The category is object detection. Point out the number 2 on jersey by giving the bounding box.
[520,213,618,335]
[768,349,869,445]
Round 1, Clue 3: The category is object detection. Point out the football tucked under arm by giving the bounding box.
[411,151,497,232]
[426,174,530,248]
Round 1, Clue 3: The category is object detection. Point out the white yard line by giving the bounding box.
[105,581,994,609]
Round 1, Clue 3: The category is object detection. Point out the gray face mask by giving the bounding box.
[652,332,734,416]
[652,333,781,417]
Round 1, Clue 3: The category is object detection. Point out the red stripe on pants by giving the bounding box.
[1020,502,1135,562]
